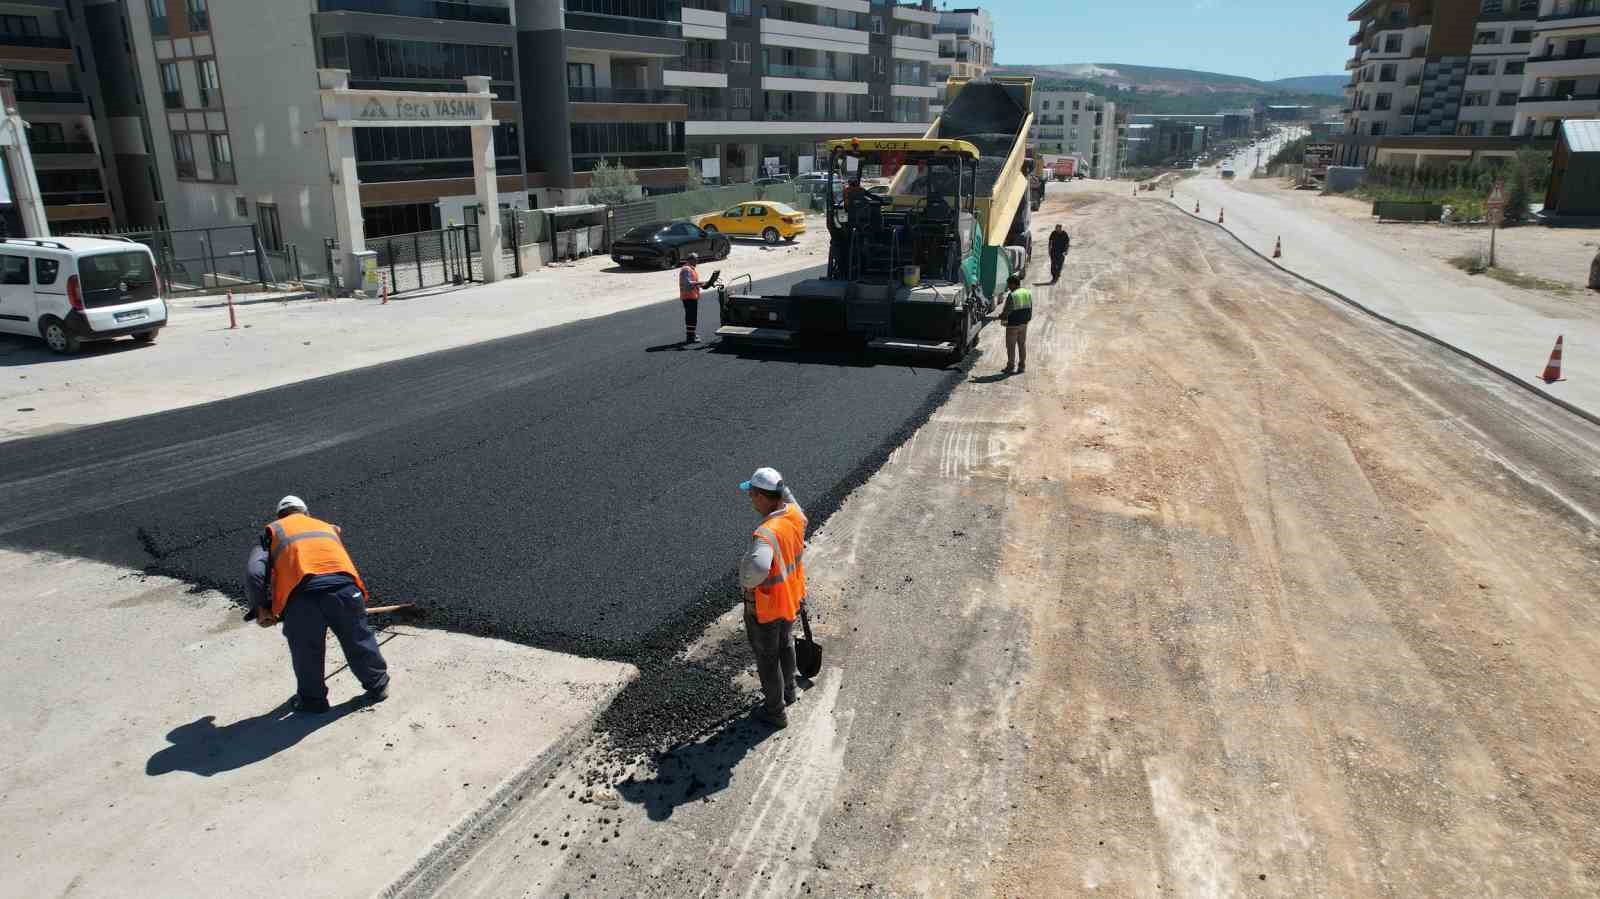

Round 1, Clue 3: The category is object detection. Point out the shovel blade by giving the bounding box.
[796,637,822,679]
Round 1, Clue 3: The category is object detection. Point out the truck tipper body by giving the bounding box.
[715,75,1037,359]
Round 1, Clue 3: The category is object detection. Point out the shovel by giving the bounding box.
[795,603,822,679]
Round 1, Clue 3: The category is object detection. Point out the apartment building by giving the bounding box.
[1340,0,1545,167]
[928,5,991,118]
[0,0,154,232]
[1514,0,1600,139]
[1029,89,1117,178]
[670,0,939,185]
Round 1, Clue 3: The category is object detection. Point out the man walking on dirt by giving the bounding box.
[991,274,1033,375]
[1047,224,1070,283]
[738,467,807,728]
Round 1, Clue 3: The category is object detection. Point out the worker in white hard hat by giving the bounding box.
[244,495,389,713]
[738,467,807,728]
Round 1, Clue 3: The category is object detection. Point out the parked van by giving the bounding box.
[0,236,167,354]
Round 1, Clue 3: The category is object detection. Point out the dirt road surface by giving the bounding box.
[414,185,1600,897]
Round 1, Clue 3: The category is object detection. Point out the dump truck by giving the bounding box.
[715,75,1037,359]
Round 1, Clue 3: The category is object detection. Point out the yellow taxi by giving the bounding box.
[694,201,806,244]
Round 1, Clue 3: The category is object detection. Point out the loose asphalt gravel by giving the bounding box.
[0,265,971,749]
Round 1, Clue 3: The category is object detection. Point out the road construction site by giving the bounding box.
[4,179,1600,897]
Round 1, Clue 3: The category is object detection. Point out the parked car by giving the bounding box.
[0,236,167,355]
[694,201,806,244]
[609,220,730,269]
[754,176,791,188]
[1221,167,1236,179]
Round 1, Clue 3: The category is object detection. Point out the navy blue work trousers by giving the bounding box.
[281,574,389,703]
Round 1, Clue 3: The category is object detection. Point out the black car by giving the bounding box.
[610,220,731,270]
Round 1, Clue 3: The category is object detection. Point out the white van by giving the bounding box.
[0,236,168,354]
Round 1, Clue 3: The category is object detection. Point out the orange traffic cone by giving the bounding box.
[1218,208,1225,224]
[1540,336,1566,383]
[381,276,389,305]
[226,290,237,330]
[1194,201,1200,214]
[1272,236,1282,258]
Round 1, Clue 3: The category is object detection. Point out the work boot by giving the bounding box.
[364,682,389,704]
[784,687,798,706]
[291,695,330,714]
[755,707,789,729]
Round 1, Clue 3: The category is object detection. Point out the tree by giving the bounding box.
[587,159,639,207]
[1504,148,1550,225]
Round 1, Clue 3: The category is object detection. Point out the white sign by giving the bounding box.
[701,157,720,179]
[763,156,780,175]
[798,155,814,174]
[1487,179,1506,226]
[354,94,486,123]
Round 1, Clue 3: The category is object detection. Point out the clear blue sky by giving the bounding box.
[984,1,1354,82]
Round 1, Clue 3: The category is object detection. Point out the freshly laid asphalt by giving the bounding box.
[0,264,965,677]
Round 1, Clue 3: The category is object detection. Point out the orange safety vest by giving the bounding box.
[679,263,701,300]
[264,512,368,616]
[751,503,806,624]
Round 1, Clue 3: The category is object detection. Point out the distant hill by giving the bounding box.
[989,62,1345,115]
[1265,75,1348,96]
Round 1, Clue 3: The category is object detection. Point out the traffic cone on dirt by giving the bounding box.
[1218,208,1225,224]
[226,290,237,330]
[1194,200,1200,214]
[1540,336,1566,383]
[380,276,389,305]
[1272,236,1282,258]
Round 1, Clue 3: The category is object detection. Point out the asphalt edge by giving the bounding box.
[1162,197,1600,430]
[377,667,637,899]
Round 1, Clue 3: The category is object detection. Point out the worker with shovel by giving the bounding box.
[738,467,811,729]
[244,495,390,713]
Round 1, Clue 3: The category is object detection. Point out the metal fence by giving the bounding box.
[371,225,480,294]
[66,223,294,295]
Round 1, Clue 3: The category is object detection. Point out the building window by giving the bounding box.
[1462,90,1490,106]
[0,14,41,38]
[1504,61,1524,75]
[207,133,233,181]
[871,16,883,34]
[334,35,516,86]
[1384,34,1402,53]
[1375,92,1392,110]
[12,69,50,93]
[1498,91,1520,106]
[173,133,196,178]
[1474,30,1499,45]
[235,196,248,217]
[731,87,750,108]
[195,58,221,108]
[1369,121,1385,136]
[146,0,167,36]
[730,41,749,63]
[187,0,209,31]
[1469,60,1494,76]
[258,203,283,252]
[1511,29,1532,44]
[566,62,595,88]
[1457,121,1483,136]
[729,0,750,14]
[1379,64,1396,81]
[160,62,181,108]
[363,202,440,239]
[1491,120,1513,135]
[1479,0,1503,12]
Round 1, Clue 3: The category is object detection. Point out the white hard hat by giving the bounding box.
[276,495,308,515]
[739,467,783,493]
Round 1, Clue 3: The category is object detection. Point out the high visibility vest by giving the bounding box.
[680,263,700,300]
[1010,287,1032,310]
[264,513,367,616]
[751,504,807,624]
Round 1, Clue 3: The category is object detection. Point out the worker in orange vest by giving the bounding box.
[244,495,389,713]
[738,467,807,728]
[679,253,717,344]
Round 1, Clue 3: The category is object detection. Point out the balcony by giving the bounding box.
[762,62,866,94]
[569,86,684,104]
[564,11,682,39]
[664,57,726,87]
[1538,5,1600,29]
[1525,50,1600,77]
[766,61,853,80]
[1516,91,1600,115]
[315,0,513,24]
[15,89,85,105]
[28,141,95,155]
[760,18,869,55]
[41,191,108,206]
[891,33,939,61]
[0,33,71,49]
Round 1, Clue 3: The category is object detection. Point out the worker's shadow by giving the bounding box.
[144,697,366,777]
[617,710,781,821]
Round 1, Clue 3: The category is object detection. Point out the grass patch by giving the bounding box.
[1448,253,1574,294]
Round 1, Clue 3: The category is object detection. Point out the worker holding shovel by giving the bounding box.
[738,467,815,729]
[245,495,390,713]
